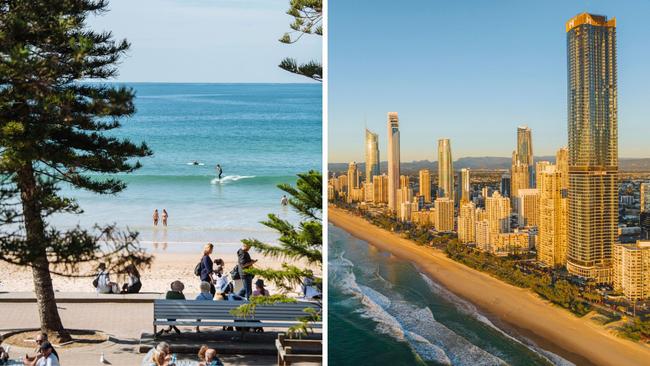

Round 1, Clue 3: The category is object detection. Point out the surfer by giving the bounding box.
[216,164,223,180]
[192,160,199,165]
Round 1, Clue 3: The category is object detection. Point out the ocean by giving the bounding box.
[328,224,574,366]
[51,83,321,254]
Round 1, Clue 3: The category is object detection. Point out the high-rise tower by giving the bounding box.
[365,129,380,183]
[419,169,432,203]
[517,126,534,187]
[387,112,400,212]
[437,138,454,201]
[566,13,618,283]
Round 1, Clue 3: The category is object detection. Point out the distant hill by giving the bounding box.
[329,157,650,175]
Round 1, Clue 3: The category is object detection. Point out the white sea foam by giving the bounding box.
[419,273,575,366]
[210,175,256,184]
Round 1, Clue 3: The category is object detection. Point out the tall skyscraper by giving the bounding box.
[419,169,432,203]
[500,174,511,197]
[387,112,400,212]
[517,189,540,227]
[640,183,650,240]
[538,164,568,267]
[511,150,529,204]
[641,183,650,213]
[566,13,618,283]
[486,191,511,244]
[347,162,359,203]
[459,168,471,203]
[373,175,389,204]
[517,126,534,187]
[438,138,454,201]
[365,128,380,183]
[458,201,477,243]
[435,197,454,232]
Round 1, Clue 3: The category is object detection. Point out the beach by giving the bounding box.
[329,206,650,366]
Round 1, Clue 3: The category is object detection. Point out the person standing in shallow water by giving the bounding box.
[153,209,159,226]
[162,209,168,227]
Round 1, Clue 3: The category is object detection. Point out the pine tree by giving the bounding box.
[279,0,322,81]
[0,0,152,342]
[233,171,322,336]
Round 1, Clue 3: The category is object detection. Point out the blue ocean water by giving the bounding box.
[52,83,321,252]
[328,224,573,366]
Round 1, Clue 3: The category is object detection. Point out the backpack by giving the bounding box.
[230,265,241,280]
[194,260,203,277]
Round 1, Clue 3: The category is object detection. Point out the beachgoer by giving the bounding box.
[152,342,174,366]
[216,164,223,180]
[121,264,142,294]
[94,263,119,294]
[212,259,229,294]
[22,332,52,366]
[302,276,321,300]
[34,342,59,366]
[153,209,159,226]
[194,281,214,333]
[199,243,216,297]
[162,209,168,227]
[280,194,288,206]
[253,279,269,297]
[0,341,8,365]
[199,347,224,366]
[160,281,185,335]
[237,243,257,300]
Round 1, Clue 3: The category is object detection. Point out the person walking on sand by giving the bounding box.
[162,209,168,227]
[153,209,159,226]
[237,243,257,300]
[216,164,223,180]
[199,243,216,297]
[280,194,288,206]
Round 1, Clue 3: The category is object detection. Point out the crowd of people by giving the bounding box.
[149,342,223,366]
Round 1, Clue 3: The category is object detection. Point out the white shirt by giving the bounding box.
[215,275,230,293]
[36,354,60,366]
[96,270,111,294]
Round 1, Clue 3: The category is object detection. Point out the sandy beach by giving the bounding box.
[0,247,313,296]
[329,206,650,366]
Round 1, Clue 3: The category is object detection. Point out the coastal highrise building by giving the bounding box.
[476,220,491,251]
[459,168,471,203]
[435,197,454,232]
[373,175,389,204]
[556,147,569,189]
[538,164,568,267]
[400,175,410,190]
[458,201,477,243]
[517,126,534,187]
[641,183,650,239]
[365,129,380,183]
[486,191,511,244]
[387,112,400,212]
[566,13,618,283]
[437,138,454,201]
[511,150,529,206]
[613,241,650,301]
[347,161,360,203]
[500,174,511,197]
[419,169,432,203]
[517,189,540,227]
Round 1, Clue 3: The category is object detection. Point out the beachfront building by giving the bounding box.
[419,169,432,203]
[458,201,477,243]
[613,241,650,301]
[347,162,360,203]
[491,231,531,256]
[327,183,335,201]
[400,201,412,222]
[438,138,454,201]
[486,191,511,244]
[517,125,534,187]
[566,13,618,283]
[435,197,454,232]
[476,220,491,251]
[387,112,401,213]
[517,189,540,227]
[363,182,374,203]
[412,208,436,227]
[537,164,569,267]
[373,175,389,204]
[458,168,471,204]
[365,128,380,183]
[511,150,529,207]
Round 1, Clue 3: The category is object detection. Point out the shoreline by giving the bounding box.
[329,206,650,366]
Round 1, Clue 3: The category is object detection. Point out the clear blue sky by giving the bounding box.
[88,0,321,83]
[328,0,650,163]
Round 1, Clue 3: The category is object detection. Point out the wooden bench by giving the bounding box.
[276,333,322,365]
[153,299,321,337]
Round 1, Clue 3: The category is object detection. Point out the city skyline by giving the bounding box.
[329,0,650,162]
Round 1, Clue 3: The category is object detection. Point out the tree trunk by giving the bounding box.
[18,164,71,343]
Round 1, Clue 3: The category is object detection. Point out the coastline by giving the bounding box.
[329,206,650,366]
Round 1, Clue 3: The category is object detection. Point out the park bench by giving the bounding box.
[152,299,321,337]
[275,333,322,365]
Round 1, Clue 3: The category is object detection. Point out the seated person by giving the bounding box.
[94,263,119,294]
[199,347,224,366]
[121,264,142,294]
[302,276,321,300]
[195,281,213,301]
[152,342,175,366]
[253,279,269,297]
[159,281,185,335]
[211,260,229,294]
[22,333,53,366]
[0,345,8,365]
[35,342,59,366]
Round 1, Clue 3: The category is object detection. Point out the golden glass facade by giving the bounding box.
[387,112,400,212]
[437,138,454,200]
[419,169,432,203]
[365,128,380,184]
[566,13,618,283]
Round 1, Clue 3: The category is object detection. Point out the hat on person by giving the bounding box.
[39,341,54,351]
